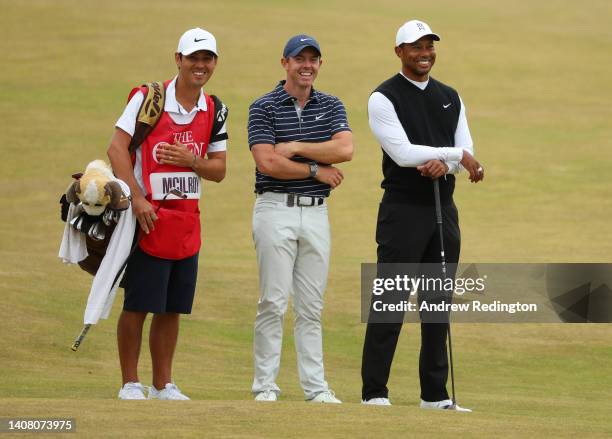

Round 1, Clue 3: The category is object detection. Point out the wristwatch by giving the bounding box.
[308,163,318,178]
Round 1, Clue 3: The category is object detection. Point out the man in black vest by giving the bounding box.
[361,19,483,411]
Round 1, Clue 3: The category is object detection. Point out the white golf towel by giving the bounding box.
[58,179,136,324]
[58,203,88,264]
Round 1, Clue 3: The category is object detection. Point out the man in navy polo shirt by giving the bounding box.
[247,34,353,403]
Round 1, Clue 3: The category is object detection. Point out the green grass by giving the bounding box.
[1,0,612,437]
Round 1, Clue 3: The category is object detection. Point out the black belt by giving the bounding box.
[289,194,324,207]
[257,192,325,207]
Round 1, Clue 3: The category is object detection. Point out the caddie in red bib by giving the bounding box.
[137,81,215,260]
[107,27,228,401]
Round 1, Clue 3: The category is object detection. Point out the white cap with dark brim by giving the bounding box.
[396,20,440,46]
[177,28,218,56]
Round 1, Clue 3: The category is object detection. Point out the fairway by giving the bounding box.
[1,0,611,438]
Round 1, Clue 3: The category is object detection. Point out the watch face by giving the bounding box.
[309,163,318,177]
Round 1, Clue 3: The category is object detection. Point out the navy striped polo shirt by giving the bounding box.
[248,80,351,197]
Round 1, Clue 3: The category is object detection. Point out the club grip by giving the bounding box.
[433,179,442,224]
[71,324,92,351]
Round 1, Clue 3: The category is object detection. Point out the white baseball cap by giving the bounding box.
[177,28,218,56]
[395,20,440,46]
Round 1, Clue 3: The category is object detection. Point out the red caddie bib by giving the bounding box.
[133,80,215,260]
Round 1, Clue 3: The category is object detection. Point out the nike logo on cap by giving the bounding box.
[443,103,451,108]
[194,37,208,42]
[299,38,311,42]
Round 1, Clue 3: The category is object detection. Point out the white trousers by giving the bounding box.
[251,194,330,400]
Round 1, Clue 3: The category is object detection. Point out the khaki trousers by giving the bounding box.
[251,193,330,399]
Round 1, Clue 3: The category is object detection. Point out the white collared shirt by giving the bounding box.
[368,72,473,173]
[116,76,227,153]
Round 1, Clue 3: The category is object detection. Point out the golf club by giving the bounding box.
[71,187,187,351]
[433,178,458,409]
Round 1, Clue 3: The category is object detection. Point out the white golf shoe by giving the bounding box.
[118,382,147,400]
[148,383,190,400]
[362,397,392,406]
[309,390,342,404]
[254,390,278,401]
[420,399,472,412]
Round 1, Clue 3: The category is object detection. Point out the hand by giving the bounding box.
[157,141,195,168]
[314,165,344,189]
[460,150,484,183]
[132,195,157,234]
[417,160,448,179]
[274,142,297,159]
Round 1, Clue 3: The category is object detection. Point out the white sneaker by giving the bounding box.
[118,382,147,400]
[254,390,278,402]
[420,399,472,412]
[148,383,190,400]
[309,390,342,404]
[362,397,392,406]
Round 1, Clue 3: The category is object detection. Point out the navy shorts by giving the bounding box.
[123,247,199,314]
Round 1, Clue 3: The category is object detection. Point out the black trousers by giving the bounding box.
[361,197,460,402]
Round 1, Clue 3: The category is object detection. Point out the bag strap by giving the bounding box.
[209,94,229,143]
[128,81,165,155]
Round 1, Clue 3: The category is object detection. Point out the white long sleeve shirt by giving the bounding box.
[368,73,474,174]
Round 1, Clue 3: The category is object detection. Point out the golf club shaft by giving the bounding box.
[447,319,456,405]
[433,178,456,406]
[433,178,447,278]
